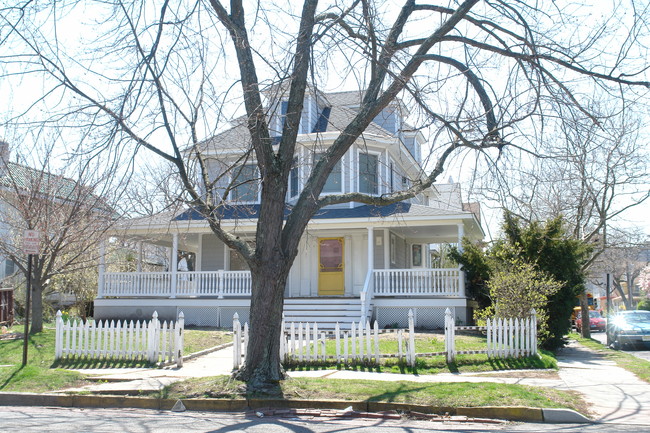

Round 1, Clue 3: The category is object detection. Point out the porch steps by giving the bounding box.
[283,298,363,329]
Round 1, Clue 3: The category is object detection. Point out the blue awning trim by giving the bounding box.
[174,201,411,221]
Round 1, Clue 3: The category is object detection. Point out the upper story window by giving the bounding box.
[289,158,299,198]
[314,153,342,193]
[359,152,378,194]
[232,164,259,203]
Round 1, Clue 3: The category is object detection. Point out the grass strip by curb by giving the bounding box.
[0,391,590,423]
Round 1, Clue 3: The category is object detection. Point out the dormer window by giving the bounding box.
[232,164,259,203]
[359,152,378,194]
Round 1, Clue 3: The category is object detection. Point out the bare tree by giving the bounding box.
[2,1,649,385]
[474,102,649,336]
[0,140,116,333]
[591,230,650,310]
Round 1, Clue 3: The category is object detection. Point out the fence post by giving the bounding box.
[373,320,380,363]
[445,308,455,363]
[175,311,184,368]
[147,311,159,363]
[408,309,416,367]
[531,309,538,356]
[365,320,371,362]
[335,323,341,363]
[55,310,63,359]
[233,313,240,369]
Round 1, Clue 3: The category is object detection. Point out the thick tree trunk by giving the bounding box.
[579,292,590,339]
[234,266,289,387]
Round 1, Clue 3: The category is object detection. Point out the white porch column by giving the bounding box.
[367,227,374,273]
[171,233,178,299]
[97,240,106,299]
[457,223,466,297]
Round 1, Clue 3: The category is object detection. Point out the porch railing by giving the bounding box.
[102,271,252,298]
[373,268,461,297]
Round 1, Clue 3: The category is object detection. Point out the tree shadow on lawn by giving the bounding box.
[0,365,24,389]
[51,357,155,369]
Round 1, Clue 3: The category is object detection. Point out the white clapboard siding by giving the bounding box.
[55,310,184,367]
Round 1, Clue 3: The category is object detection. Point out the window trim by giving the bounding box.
[231,163,260,204]
[357,149,381,195]
[314,152,343,195]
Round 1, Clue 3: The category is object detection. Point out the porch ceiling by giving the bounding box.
[389,224,464,243]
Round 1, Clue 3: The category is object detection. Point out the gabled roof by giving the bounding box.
[198,90,401,153]
[0,161,80,200]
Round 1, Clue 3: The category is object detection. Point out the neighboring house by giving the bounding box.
[0,140,110,306]
[94,88,484,329]
[0,141,21,282]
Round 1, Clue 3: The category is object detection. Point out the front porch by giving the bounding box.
[98,268,463,299]
[94,205,481,328]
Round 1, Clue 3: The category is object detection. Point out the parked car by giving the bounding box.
[607,310,650,350]
[576,310,606,333]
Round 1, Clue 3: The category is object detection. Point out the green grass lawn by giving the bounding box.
[184,327,233,354]
[0,324,232,392]
[163,375,589,415]
[569,332,650,383]
[0,327,90,392]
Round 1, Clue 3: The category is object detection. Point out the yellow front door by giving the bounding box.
[318,237,345,295]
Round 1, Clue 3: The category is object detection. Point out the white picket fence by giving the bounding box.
[233,309,537,368]
[55,310,185,367]
[445,308,537,362]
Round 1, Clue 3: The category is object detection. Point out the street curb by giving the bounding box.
[0,392,592,423]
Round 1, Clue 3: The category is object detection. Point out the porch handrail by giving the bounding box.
[373,268,461,297]
[359,269,375,323]
[103,270,251,298]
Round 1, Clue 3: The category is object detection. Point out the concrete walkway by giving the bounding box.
[554,341,650,425]
[63,340,650,425]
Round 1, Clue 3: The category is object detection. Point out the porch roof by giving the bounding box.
[174,201,414,221]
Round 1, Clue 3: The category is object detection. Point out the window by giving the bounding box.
[359,153,378,194]
[232,164,259,202]
[289,158,299,198]
[314,153,342,193]
[390,233,396,265]
[412,244,422,267]
[389,162,394,193]
[4,258,15,277]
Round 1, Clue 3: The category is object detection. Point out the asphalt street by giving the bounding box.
[590,331,650,362]
[0,406,644,433]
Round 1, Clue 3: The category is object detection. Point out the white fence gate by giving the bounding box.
[232,309,538,369]
[55,310,184,367]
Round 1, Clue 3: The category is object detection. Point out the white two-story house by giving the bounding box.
[94,88,484,329]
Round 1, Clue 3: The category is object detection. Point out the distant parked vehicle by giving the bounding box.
[607,310,650,350]
[575,310,606,333]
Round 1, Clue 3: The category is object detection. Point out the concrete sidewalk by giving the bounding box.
[62,340,650,425]
[554,341,650,425]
